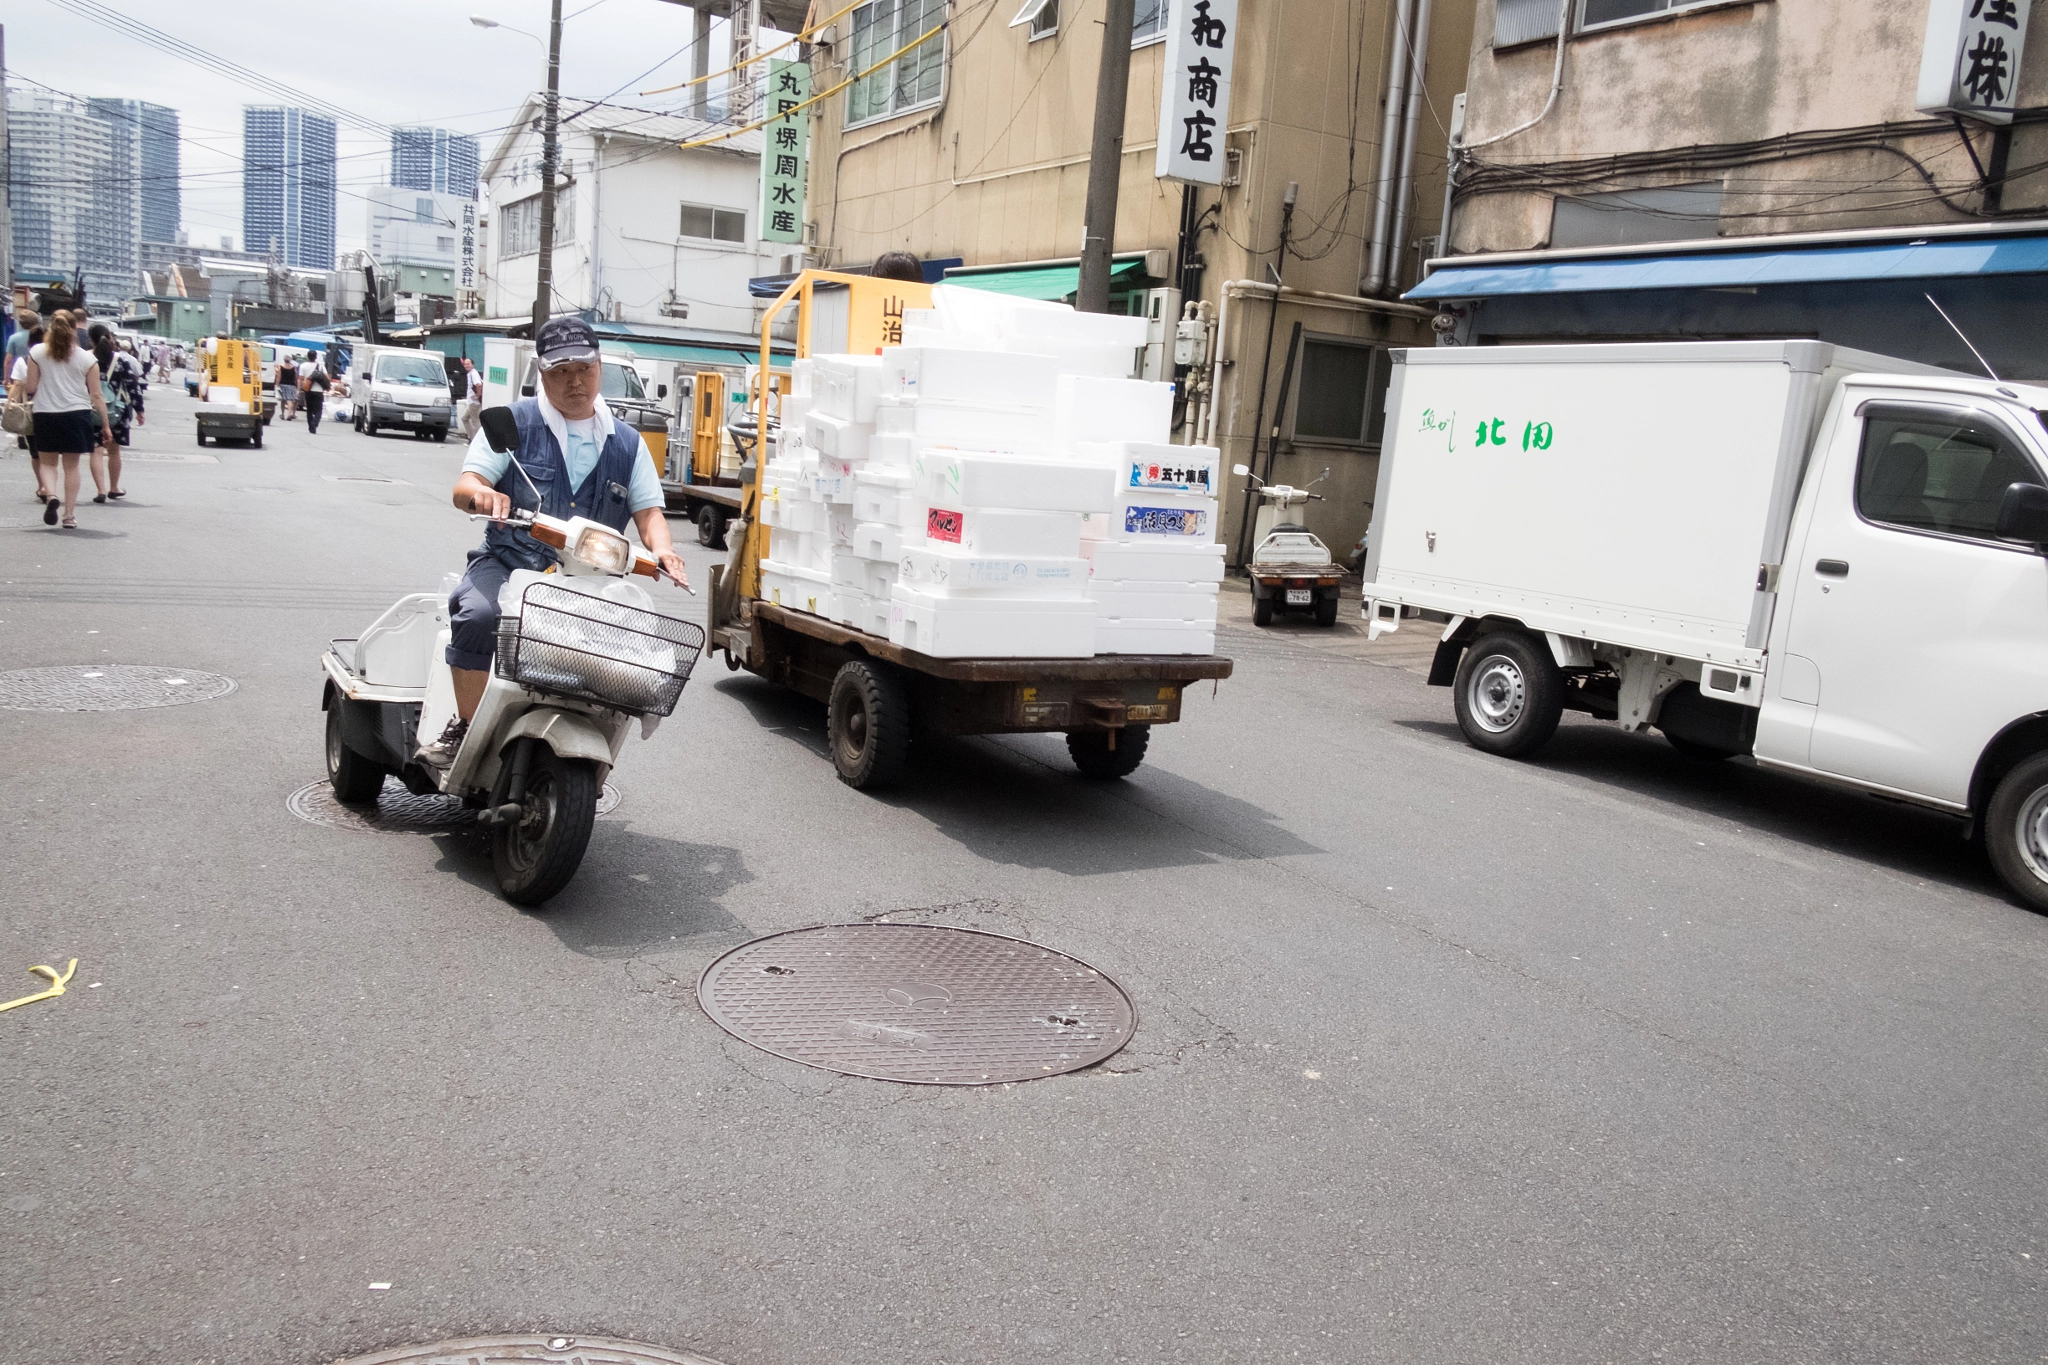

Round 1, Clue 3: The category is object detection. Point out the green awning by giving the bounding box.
[947,258,1148,301]
[597,338,794,368]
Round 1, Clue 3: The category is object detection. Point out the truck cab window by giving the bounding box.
[1857,406,2041,542]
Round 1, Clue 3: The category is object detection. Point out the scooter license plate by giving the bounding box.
[402,411,421,422]
[1286,588,1312,605]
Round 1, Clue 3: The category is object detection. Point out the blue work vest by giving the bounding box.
[481,399,641,572]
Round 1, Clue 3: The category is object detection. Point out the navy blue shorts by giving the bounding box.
[446,550,515,672]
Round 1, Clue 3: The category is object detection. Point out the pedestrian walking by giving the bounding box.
[9,323,50,504]
[96,334,143,501]
[459,357,483,439]
[22,312,111,529]
[276,354,300,422]
[6,309,38,374]
[303,363,330,434]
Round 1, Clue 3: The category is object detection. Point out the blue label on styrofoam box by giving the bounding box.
[1125,505,1208,536]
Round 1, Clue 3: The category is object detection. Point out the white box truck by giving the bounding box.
[1362,341,2048,909]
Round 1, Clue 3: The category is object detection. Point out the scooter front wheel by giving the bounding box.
[491,748,599,907]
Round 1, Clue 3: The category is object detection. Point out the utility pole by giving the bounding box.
[532,0,564,334]
[1076,0,1136,313]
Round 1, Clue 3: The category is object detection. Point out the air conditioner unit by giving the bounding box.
[1139,287,1182,382]
[659,292,690,319]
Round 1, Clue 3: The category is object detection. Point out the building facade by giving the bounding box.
[243,106,338,269]
[364,185,470,270]
[1417,0,2048,377]
[6,92,136,306]
[804,0,1477,561]
[392,127,481,200]
[481,99,771,337]
[86,98,180,247]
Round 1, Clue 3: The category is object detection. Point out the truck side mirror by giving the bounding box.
[1996,483,2048,548]
[657,384,668,400]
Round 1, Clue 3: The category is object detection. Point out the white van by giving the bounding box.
[1362,341,2048,909]
[352,344,453,442]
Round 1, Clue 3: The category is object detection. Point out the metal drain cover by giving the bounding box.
[698,923,1135,1085]
[0,665,236,712]
[289,776,621,833]
[335,1336,724,1365]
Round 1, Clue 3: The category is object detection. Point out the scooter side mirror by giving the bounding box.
[479,405,521,454]
[1232,463,1251,476]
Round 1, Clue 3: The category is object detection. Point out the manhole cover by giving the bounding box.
[288,776,622,833]
[698,923,1135,1085]
[0,665,236,711]
[335,1336,724,1365]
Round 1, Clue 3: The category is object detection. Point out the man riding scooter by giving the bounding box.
[428,316,690,763]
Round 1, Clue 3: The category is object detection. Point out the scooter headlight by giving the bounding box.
[569,525,633,576]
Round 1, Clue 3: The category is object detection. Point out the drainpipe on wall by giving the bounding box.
[1386,0,1434,295]
[1363,0,1420,297]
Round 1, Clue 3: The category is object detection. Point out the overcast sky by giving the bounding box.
[6,0,745,255]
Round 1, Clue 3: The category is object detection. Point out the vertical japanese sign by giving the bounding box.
[760,59,810,244]
[1155,0,1238,184]
[458,200,478,297]
[1918,0,2031,124]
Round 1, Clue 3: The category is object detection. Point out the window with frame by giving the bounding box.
[1133,0,1171,45]
[847,0,947,128]
[1580,0,1730,29]
[499,188,575,257]
[680,202,747,242]
[1291,335,1392,446]
[1856,405,2042,542]
[1010,0,1058,38]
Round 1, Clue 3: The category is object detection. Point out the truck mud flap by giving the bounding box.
[1427,639,1463,688]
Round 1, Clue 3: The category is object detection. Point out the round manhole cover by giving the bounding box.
[288,776,622,833]
[698,923,1135,1085]
[0,665,236,712]
[334,1336,724,1365]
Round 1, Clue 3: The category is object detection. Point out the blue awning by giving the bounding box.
[1406,233,2048,301]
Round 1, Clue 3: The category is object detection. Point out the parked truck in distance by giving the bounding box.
[1362,340,2048,910]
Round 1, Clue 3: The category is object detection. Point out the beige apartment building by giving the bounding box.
[1416,0,2048,377]
[799,0,1476,561]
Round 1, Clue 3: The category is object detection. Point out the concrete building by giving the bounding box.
[480,98,771,336]
[5,91,134,306]
[86,98,180,248]
[392,127,481,200]
[243,106,337,269]
[804,0,1477,561]
[364,185,469,270]
[1415,0,2048,377]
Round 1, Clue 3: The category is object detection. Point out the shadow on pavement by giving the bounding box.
[431,822,753,957]
[1394,715,2005,903]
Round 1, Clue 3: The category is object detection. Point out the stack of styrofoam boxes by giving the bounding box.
[879,343,1114,658]
[758,354,882,621]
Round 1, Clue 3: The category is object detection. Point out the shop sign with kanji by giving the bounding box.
[759,59,811,243]
[1917,0,2032,123]
[458,200,478,292]
[1154,0,1238,185]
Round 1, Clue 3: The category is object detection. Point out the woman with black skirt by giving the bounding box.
[23,313,111,529]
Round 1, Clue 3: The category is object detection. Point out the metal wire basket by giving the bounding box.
[495,580,705,718]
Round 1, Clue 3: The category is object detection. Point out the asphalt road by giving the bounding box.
[5,384,2046,1365]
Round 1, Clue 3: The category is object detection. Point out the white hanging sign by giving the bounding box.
[1155,0,1237,185]
[1917,0,2031,124]
[458,200,478,293]
[759,59,811,245]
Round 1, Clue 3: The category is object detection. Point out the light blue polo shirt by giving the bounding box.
[464,413,665,513]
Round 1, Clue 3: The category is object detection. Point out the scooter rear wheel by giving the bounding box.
[491,748,599,907]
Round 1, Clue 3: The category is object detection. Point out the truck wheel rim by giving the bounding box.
[1470,656,1526,733]
[325,710,342,776]
[2016,787,2048,883]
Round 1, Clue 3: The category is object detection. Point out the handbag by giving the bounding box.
[1,395,29,437]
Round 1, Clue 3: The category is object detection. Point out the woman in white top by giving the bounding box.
[22,312,111,529]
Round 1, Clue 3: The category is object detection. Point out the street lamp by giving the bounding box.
[473,8,561,335]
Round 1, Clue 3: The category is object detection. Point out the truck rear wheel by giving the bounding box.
[697,503,728,549]
[1985,752,2048,914]
[829,660,911,790]
[1453,631,1564,758]
[1252,595,1274,627]
[1068,725,1149,780]
[1315,594,1339,628]
[325,701,386,805]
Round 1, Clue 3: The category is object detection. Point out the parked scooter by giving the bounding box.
[1237,463,1343,628]
[320,418,705,905]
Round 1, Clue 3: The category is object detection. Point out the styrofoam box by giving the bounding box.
[828,505,856,548]
[861,598,893,638]
[922,506,1083,558]
[884,345,1061,410]
[1054,375,1173,448]
[830,552,867,590]
[854,483,906,525]
[1076,440,1223,497]
[1001,303,1149,350]
[899,546,1088,598]
[811,355,883,423]
[1095,620,1217,656]
[773,495,822,534]
[1093,582,1222,621]
[1081,492,1220,543]
[875,397,1051,450]
[805,410,870,463]
[790,357,814,399]
[780,391,812,433]
[854,521,906,561]
[1083,539,1228,583]
[919,450,1116,514]
[829,590,862,628]
[867,432,915,469]
[1003,338,1137,381]
[811,472,855,505]
[864,560,898,602]
[901,322,1000,351]
[888,585,1098,659]
[759,561,831,617]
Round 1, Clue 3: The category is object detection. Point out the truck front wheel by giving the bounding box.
[1453,631,1564,758]
[829,660,911,790]
[1985,752,2048,914]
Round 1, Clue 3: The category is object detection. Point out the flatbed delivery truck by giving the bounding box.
[1361,340,2048,909]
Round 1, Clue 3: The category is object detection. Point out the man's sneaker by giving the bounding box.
[419,716,469,766]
